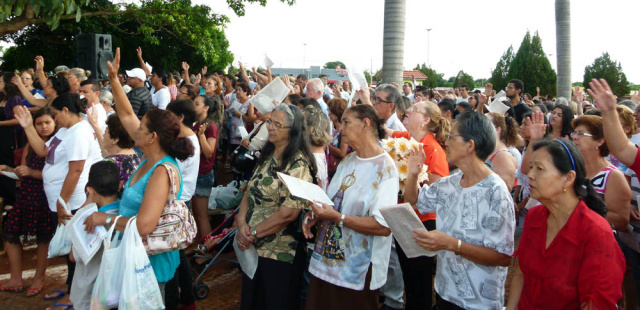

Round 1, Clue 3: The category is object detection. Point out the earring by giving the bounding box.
[563,188,567,193]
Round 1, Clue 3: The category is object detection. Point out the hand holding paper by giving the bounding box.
[276,172,334,206]
[379,203,437,258]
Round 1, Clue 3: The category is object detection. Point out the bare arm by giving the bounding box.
[14,106,48,157]
[490,152,517,192]
[136,47,150,78]
[196,124,217,159]
[86,103,107,156]
[11,74,49,108]
[310,201,390,236]
[238,62,251,84]
[252,206,302,238]
[108,48,141,137]
[604,170,631,230]
[56,160,85,222]
[241,103,257,123]
[506,265,524,310]
[589,79,638,167]
[328,137,349,158]
[413,229,512,266]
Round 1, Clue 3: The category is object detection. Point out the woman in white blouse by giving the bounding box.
[404,111,515,310]
[302,104,398,310]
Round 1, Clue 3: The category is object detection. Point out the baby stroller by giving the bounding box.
[191,207,239,299]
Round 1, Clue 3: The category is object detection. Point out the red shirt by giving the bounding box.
[515,201,625,310]
[392,131,448,221]
[628,147,640,176]
[193,122,219,175]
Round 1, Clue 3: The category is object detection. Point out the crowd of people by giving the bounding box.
[0,45,639,310]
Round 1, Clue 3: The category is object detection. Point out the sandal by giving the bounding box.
[0,281,24,293]
[26,281,46,297]
[48,301,74,310]
[43,289,66,301]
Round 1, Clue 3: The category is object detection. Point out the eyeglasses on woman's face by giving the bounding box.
[266,118,290,130]
[570,131,594,138]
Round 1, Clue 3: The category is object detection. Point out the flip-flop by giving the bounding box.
[0,281,24,293]
[49,301,74,309]
[26,281,46,297]
[43,289,66,301]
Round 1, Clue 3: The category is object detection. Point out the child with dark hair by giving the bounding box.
[69,160,121,310]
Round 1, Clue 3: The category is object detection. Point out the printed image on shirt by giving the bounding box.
[46,136,62,165]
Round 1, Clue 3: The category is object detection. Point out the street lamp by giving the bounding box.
[426,28,432,68]
[303,43,307,69]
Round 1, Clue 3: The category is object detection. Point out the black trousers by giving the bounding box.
[165,250,195,309]
[396,219,436,310]
[240,242,305,310]
[435,294,464,310]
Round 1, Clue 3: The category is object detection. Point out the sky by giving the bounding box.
[199,0,640,84]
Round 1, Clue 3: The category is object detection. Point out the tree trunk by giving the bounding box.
[382,0,406,85]
[555,0,571,100]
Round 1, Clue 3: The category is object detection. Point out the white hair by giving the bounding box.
[307,78,324,94]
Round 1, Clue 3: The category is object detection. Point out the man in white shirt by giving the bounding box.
[456,84,470,103]
[79,80,107,133]
[402,82,415,102]
[150,70,171,110]
[305,78,329,116]
[375,84,407,132]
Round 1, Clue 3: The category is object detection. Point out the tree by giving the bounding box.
[583,52,630,98]
[507,31,557,96]
[0,0,234,73]
[324,61,346,70]
[413,63,443,89]
[0,0,294,37]
[489,45,514,92]
[453,70,474,89]
[555,0,572,100]
[381,0,406,84]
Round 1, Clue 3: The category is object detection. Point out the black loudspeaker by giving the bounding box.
[76,33,113,80]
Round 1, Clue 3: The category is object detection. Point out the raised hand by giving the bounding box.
[11,73,24,87]
[197,123,207,137]
[107,48,121,81]
[407,145,426,178]
[527,111,547,141]
[485,83,493,95]
[14,105,34,129]
[536,86,540,95]
[34,56,44,71]
[86,102,99,127]
[587,79,617,113]
[182,61,190,72]
[201,66,208,76]
[283,74,291,88]
[136,46,142,58]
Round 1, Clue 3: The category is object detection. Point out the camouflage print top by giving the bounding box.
[246,151,313,263]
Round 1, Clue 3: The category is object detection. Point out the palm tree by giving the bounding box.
[555,0,571,99]
[382,0,406,85]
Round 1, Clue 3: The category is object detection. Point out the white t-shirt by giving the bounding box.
[417,172,515,310]
[177,134,200,202]
[313,152,328,192]
[82,103,107,133]
[151,86,171,110]
[308,152,398,291]
[43,121,102,211]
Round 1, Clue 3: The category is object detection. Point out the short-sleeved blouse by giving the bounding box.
[515,201,625,310]
[119,155,183,283]
[246,150,313,263]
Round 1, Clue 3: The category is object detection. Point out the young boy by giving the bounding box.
[68,161,121,310]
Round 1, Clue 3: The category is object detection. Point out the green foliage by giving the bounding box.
[453,70,474,89]
[583,52,630,97]
[324,61,346,69]
[507,31,557,96]
[630,84,640,91]
[413,63,443,88]
[572,82,583,87]
[0,0,235,73]
[489,45,513,92]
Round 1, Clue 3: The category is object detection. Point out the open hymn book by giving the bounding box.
[276,172,334,206]
[379,203,437,258]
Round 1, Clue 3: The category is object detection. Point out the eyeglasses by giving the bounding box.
[570,131,594,138]
[266,119,291,129]
[505,86,515,90]
[374,96,393,104]
[447,134,462,140]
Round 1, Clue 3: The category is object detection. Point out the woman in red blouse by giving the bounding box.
[506,123,625,310]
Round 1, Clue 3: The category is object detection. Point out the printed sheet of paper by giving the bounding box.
[277,172,334,206]
[379,203,437,258]
[229,100,243,112]
[347,64,368,107]
[485,90,510,114]
[233,236,258,279]
[249,77,290,114]
[67,203,108,264]
[1,171,19,180]
[264,55,274,69]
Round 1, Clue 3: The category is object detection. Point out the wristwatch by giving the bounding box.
[105,214,114,225]
[251,227,258,238]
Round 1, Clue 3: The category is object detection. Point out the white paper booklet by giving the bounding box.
[276,172,334,206]
[249,77,290,114]
[485,90,510,114]
[233,236,259,279]
[379,203,437,258]
[1,171,19,180]
[67,203,108,264]
[264,54,274,69]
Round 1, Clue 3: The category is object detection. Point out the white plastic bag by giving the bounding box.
[119,217,164,310]
[48,197,73,258]
[210,180,242,210]
[90,216,126,310]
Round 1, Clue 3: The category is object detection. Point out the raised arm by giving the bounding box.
[12,74,49,108]
[14,106,47,157]
[589,78,638,166]
[34,56,47,89]
[136,47,151,79]
[86,103,107,156]
[521,112,547,175]
[238,61,251,84]
[181,61,191,85]
[108,48,140,137]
